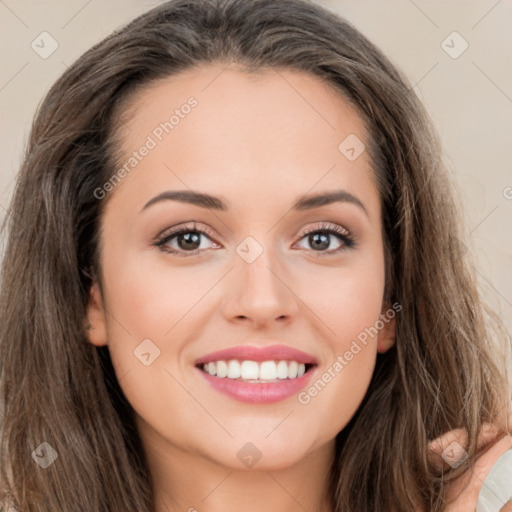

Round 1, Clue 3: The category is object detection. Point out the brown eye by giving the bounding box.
[174,231,202,251]
[154,223,221,256]
[294,223,356,255]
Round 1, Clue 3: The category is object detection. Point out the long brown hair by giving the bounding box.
[1,0,510,510]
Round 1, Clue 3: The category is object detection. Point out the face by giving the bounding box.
[86,64,395,472]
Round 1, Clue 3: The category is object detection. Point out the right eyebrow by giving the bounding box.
[141,190,228,213]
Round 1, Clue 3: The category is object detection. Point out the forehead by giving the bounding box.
[106,64,378,216]
[116,64,369,148]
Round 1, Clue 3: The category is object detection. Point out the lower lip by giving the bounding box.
[196,367,316,404]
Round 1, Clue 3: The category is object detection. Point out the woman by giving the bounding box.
[1,0,511,510]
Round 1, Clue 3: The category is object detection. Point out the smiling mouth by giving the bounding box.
[196,359,316,383]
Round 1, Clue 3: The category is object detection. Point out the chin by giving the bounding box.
[202,434,321,472]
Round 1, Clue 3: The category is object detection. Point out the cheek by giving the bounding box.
[293,251,385,434]
[308,270,384,334]
[99,256,205,445]
[102,249,215,340]
[300,245,386,346]
[296,292,380,444]
[98,252,223,407]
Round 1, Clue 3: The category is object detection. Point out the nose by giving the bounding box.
[221,243,299,329]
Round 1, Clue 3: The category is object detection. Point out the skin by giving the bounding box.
[85,64,511,511]
[428,422,512,512]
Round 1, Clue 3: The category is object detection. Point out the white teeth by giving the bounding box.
[216,360,228,378]
[200,359,311,381]
[288,361,298,379]
[276,360,289,379]
[259,361,277,380]
[227,360,241,379]
[240,360,259,380]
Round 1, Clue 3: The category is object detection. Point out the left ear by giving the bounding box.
[377,305,396,353]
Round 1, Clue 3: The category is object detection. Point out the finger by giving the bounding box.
[428,422,500,453]
[445,435,512,507]
[427,422,506,469]
[500,499,512,512]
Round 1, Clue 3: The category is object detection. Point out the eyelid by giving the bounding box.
[155,221,216,242]
[299,222,351,238]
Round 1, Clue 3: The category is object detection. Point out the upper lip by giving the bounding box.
[195,344,319,365]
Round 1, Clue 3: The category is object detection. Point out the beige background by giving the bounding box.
[1,0,511,340]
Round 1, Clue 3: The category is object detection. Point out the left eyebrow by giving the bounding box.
[292,190,369,218]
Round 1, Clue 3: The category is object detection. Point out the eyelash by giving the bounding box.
[153,221,356,257]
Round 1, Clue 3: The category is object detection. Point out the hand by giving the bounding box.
[428,421,512,511]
